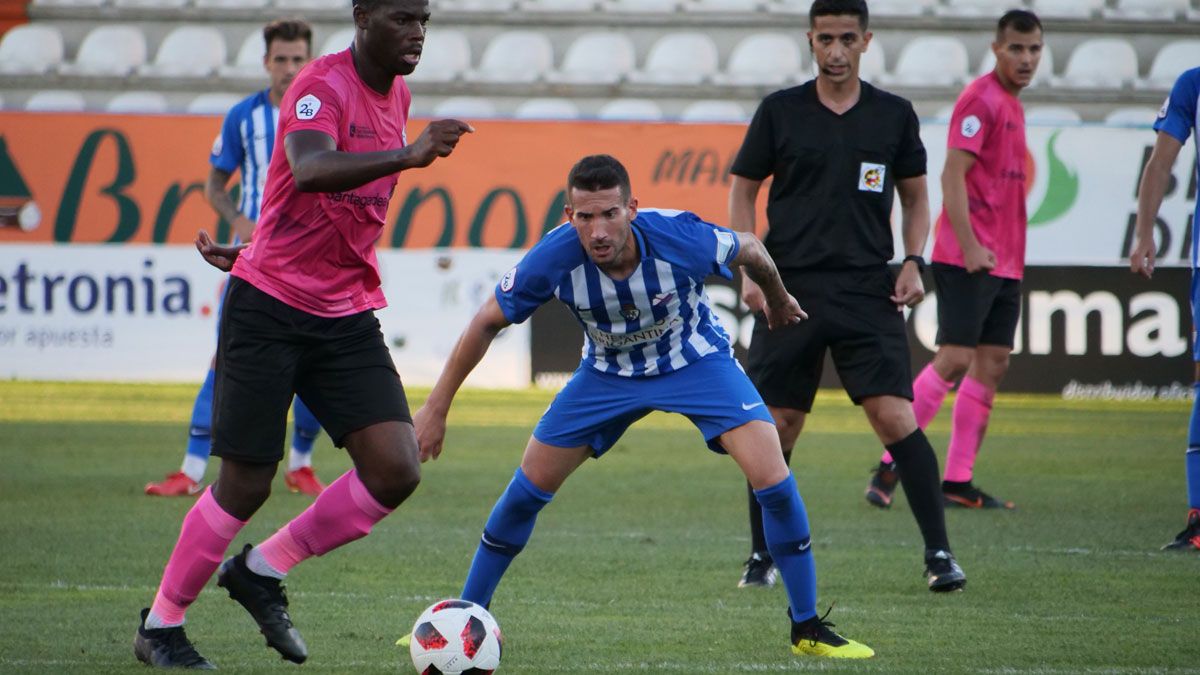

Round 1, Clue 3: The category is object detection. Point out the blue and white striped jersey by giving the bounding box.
[1155,67,1200,268]
[497,208,741,378]
[209,89,278,221]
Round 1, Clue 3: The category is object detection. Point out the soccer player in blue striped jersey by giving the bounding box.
[1130,66,1200,552]
[144,19,328,498]
[413,155,874,658]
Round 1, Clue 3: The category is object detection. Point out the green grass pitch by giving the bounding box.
[0,381,1196,673]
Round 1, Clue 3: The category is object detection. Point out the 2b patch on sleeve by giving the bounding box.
[296,94,322,120]
[858,162,886,193]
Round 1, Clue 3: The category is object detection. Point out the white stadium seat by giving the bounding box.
[112,0,188,7]
[861,0,937,16]
[1141,40,1200,90]
[25,90,86,112]
[140,26,226,78]
[857,42,886,83]
[1104,107,1159,127]
[932,104,956,123]
[404,29,471,83]
[195,0,270,7]
[516,0,596,10]
[545,32,635,85]
[1031,0,1104,19]
[436,0,515,10]
[432,96,499,119]
[601,0,680,12]
[891,36,969,87]
[712,33,801,87]
[627,33,719,86]
[1025,105,1082,125]
[597,99,663,121]
[106,92,170,114]
[31,0,105,6]
[1106,0,1190,20]
[0,25,64,75]
[319,28,355,57]
[935,0,1012,17]
[514,98,581,120]
[273,0,345,9]
[186,92,244,115]
[977,44,1055,87]
[60,25,148,77]
[679,100,747,122]
[1058,38,1138,89]
[689,0,763,12]
[463,31,553,84]
[220,32,268,80]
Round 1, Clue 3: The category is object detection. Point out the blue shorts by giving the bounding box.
[533,352,775,456]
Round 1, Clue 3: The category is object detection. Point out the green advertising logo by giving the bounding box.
[1028,130,1079,227]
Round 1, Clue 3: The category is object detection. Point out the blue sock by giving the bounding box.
[461,468,554,607]
[182,369,215,481]
[754,474,817,623]
[291,396,321,455]
[1188,384,1200,509]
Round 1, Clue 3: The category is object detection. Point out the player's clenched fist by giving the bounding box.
[407,119,474,168]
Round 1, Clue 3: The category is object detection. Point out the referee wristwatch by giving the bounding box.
[902,255,926,274]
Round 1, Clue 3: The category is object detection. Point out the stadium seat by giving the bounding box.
[140,26,226,78]
[679,100,747,122]
[859,0,937,16]
[25,90,87,112]
[858,42,886,83]
[626,33,719,86]
[977,44,1055,87]
[516,0,596,10]
[935,0,1012,17]
[463,31,553,84]
[932,104,956,123]
[273,0,346,9]
[186,92,244,115]
[597,99,664,121]
[30,0,105,7]
[320,28,355,57]
[106,91,170,114]
[711,33,801,87]
[1106,0,1190,20]
[1025,105,1083,125]
[1057,38,1138,89]
[0,25,64,75]
[112,0,188,7]
[545,32,635,85]
[1030,0,1104,19]
[890,36,969,87]
[514,98,581,120]
[432,96,499,119]
[1140,40,1200,90]
[195,0,270,7]
[60,25,148,77]
[437,0,515,10]
[404,29,471,83]
[601,0,680,12]
[1103,106,1159,127]
[220,32,268,80]
[689,0,763,12]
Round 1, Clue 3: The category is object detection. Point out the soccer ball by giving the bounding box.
[409,599,502,675]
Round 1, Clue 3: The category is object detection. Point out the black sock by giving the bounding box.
[747,448,792,555]
[942,479,972,493]
[886,429,951,553]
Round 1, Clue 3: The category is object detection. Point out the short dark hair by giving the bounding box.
[566,155,631,202]
[996,9,1042,38]
[263,19,312,52]
[809,0,868,31]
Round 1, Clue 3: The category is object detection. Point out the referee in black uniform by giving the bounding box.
[730,0,965,593]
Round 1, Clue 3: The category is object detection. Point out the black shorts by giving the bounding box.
[746,267,913,412]
[211,277,411,464]
[932,263,1022,349]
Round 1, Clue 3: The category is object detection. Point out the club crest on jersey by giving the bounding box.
[858,163,886,193]
[296,94,321,120]
[619,304,640,321]
[500,267,517,292]
[961,115,982,138]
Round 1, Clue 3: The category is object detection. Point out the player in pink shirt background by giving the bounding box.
[133,0,473,668]
[866,10,1043,511]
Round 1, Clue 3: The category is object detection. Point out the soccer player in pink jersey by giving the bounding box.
[133,0,472,668]
[865,10,1043,511]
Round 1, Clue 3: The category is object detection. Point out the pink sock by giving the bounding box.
[256,470,393,575]
[149,487,246,626]
[944,376,995,483]
[881,364,955,465]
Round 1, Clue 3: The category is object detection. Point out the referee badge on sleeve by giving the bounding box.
[500,267,517,292]
[858,163,886,193]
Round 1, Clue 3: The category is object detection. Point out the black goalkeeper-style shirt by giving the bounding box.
[731,80,927,273]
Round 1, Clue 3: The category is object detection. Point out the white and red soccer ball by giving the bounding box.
[409,599,502,675]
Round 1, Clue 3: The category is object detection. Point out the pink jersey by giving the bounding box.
[231,48,411,317]
[931,72,1028,280]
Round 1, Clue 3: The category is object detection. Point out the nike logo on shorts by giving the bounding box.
[742,402,765,411]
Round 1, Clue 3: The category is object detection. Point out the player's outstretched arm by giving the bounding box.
[204,167,255,243]
[942,149,995,273]
[284,119,474,194]
[893,174,929,308]
[728,175,768,313]
[1131,132,1184,279]
[730,232,806,329]
[194,230,247,272]
[414,295,511,462]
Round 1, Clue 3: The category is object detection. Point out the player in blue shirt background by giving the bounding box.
[1130,66,1200,551]
[145,19,327,498]
[410,155,874,658]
